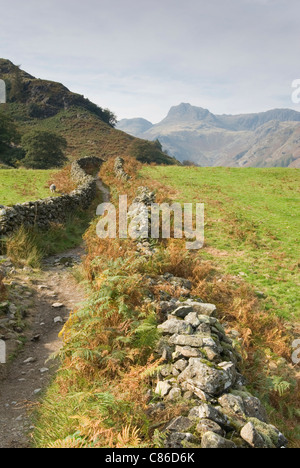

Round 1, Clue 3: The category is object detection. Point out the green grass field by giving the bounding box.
[0,169,56,206]
[141,166,300,321]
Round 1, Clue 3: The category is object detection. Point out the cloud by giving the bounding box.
[0,0,299,121]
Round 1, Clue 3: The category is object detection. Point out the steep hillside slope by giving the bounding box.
[0,59,176,165]
[117,103,300,167]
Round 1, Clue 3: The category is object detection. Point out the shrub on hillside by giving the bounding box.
[129,139,177,165]
[27,103,48,119]
[21,130,67,169]
[182,160,201,167]
[82,100,117,127]
[0,111,22,166]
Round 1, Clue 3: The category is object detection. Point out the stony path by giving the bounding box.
[0,247,86,448]
[96,178,110,202]
[0,176,109,448]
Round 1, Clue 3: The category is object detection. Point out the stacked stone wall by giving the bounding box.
[0,157,103,236]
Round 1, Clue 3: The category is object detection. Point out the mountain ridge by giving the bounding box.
[0,59,177,166]
[117,103,300,167]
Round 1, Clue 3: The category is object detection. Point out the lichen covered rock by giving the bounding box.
[146,277,288,449]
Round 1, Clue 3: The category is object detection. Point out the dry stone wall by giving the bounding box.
[152,292,288,449]
[0,157,103,236]
[114,156,131,181]
[128,185,288,449]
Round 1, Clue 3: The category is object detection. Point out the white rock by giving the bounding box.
[158,318,192,335]
[178,358,235,396]
[240,422,265,448]
[23,357,36,364]
[155,380,172,397]
[184,312,201,328]
[169,334,204,347]
[54,316,63,323]
[52,302,64,308]
[166,387,182,401]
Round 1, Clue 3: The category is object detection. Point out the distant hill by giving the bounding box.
[117,118,153,137]
[117,103,300,168]
[0,59,177,166]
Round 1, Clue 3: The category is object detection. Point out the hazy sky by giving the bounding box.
[1,0,299,122]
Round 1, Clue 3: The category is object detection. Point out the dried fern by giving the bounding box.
[116,425,141,448]
[48,434,88,449]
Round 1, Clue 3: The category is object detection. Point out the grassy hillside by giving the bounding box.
[3,104,177,165]
[31,159,300,448]
[3,103,139,161]
[0,168,56,205]
[140,166,300,321]
[0,59,177,166]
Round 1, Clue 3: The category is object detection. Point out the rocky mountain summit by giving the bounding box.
[0,59,115,123]
[117,103,300,168]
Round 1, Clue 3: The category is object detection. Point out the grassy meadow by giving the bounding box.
[0,168,57,206]
[30,159,300,447]
[140,166,300,322]
[0,166,103,264]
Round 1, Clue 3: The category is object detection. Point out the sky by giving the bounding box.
[0,0,300,123]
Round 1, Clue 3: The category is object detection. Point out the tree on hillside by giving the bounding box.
[83,100,117,127]
[103,108,117,127]
[0,112,23,165]
[0,113,18,150]
[182,160,201,167]
[21,131,67,169]
[129,139,176,165]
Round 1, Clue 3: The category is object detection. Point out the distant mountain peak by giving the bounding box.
[165,103,216,123]
[117,117,153,137]
[116,103,300,168]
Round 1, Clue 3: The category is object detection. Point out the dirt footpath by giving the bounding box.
[0,247,86,448]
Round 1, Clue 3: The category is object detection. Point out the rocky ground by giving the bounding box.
[0,247,86,448]
[148,278,288,448]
